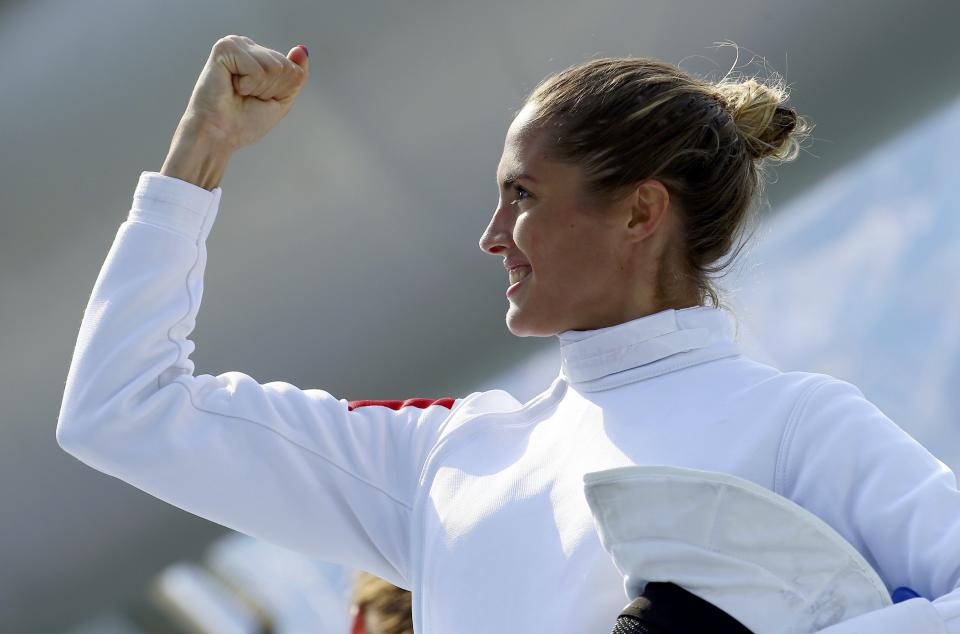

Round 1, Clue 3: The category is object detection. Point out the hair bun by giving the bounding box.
[714,78,810,162]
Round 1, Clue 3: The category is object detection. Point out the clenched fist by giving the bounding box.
[161,35,310,190]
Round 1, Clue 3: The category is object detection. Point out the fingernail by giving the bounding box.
[298,44,309,58]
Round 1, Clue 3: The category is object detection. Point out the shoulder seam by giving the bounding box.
[774,377,839,497]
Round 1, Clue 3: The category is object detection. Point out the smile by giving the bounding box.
[508,266,531,286]
[506,266,531,297]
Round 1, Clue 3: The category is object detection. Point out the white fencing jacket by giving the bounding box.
[58,172,960,633]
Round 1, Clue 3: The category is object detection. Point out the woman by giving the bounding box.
[352,572,414,634]
[57,36,960,632]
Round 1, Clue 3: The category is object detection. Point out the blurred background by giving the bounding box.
[2,0,960,631]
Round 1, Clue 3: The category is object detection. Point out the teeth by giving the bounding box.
[509,267,530,285]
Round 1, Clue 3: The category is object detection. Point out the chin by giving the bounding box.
[505,306,560,338]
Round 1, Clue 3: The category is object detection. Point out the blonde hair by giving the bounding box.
[525,56,811,307]
[352,572,413,634]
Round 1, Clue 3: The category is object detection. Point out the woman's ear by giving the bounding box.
[624,179,671,242]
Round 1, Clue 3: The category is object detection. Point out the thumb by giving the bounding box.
[288,44,309,70]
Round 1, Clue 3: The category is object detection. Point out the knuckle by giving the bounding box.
[213,35,238,53]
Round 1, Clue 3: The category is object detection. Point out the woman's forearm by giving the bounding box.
[160,115,234,190]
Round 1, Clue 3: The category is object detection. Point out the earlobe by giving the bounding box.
[626,179,671,240]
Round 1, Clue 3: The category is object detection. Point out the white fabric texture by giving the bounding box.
[584,465,891,633]
[58,172,960,633]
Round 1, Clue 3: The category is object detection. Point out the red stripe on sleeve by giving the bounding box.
[347,397,456,412]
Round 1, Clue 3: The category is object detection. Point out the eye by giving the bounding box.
[510,185,533,206]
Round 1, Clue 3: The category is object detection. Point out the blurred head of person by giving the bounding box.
[350,572,413,634]
[478,57,810,337]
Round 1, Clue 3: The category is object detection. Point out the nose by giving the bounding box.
[478,202,515,255]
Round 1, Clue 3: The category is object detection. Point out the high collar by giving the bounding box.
[556,307,740,392]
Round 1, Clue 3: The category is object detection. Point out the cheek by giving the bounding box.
[513,213,539,258]
[517,215,606,284]
[514,202,620,273]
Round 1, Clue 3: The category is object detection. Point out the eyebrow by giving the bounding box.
[500,171,537,189]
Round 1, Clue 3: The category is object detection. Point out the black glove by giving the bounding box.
[612,582,753,634]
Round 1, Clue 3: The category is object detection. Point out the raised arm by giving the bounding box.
[56,37,459,588]
[779,378,960,632]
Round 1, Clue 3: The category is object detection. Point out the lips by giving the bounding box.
[506,265,531,297]
[503,256,532,297]
[508,266,531,285]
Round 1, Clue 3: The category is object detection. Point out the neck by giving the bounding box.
[570,247,701,332]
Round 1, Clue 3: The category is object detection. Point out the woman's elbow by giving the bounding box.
[56,409,96,458]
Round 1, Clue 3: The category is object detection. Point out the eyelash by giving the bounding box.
[510,185,532,206]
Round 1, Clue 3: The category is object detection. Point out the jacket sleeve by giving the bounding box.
[779,377,960,633]
[56,172,459,589]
